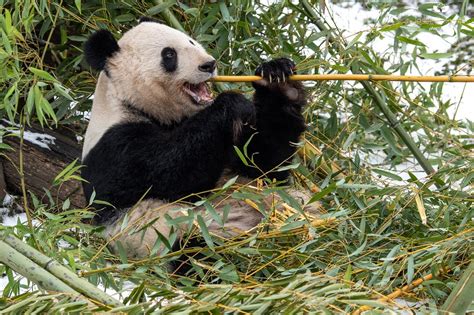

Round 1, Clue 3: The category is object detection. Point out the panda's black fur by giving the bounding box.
[81,20,307,259]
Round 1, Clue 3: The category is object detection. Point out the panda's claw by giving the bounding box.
[254,58,297,87]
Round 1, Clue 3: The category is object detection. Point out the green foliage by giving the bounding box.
[0,0,473,313]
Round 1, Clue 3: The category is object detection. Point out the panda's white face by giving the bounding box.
[106,22,216,124]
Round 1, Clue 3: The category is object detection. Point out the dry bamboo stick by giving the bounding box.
[352,272,434,315]
[211,74,474,83]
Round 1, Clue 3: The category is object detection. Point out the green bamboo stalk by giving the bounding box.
[0,241,77,294]
[441,260,474,314]
[300,0,440,181]
[1,234,123,308]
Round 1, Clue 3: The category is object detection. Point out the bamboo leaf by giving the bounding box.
[373,168,403,181]
[420,52,453,59]
[147,0,177,15]
[414,190,427,225]
[74,0,81,13]
[441,261,474,314]
[29,67,56,81]
[233,146,249,166]
[397,36,425,46]
[197,215,214,250]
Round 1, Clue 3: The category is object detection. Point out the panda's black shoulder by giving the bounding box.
[93,122,163,152]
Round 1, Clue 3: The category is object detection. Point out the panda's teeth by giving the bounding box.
[183,82,213,106]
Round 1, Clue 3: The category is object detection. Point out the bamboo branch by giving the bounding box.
[212,74,474,83]
[0,233,123,308]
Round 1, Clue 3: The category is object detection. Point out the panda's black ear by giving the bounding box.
[84,30,120,71]
[139,16,159,23]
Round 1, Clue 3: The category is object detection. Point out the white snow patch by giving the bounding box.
[1,212,28,227]
[3,194,14,207]
[0,124,56,150]
[18,130,55,150]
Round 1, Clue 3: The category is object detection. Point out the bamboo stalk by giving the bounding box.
[212,74,474,83]
[0,234,123,308]
[0,241,77,294]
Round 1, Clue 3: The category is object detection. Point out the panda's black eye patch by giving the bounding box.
[189,40,195,46]
[161,47,177,73]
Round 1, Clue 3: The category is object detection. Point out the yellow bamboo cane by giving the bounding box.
[211,74,474,83]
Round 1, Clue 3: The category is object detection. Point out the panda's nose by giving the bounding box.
[198,60,216,73]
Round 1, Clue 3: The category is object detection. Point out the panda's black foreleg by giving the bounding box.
[82,95,255,221]
[145,96,255,200]
[230,58,306,181]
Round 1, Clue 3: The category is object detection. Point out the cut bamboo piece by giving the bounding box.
[211,74,474,83]
[0,241,77,294]
[0,234,123,308]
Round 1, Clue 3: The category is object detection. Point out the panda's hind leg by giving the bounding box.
[104,199,189,259]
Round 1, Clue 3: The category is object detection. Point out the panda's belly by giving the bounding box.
[104,183,264,258]
[103,168,266,258]
[103,168,318,259]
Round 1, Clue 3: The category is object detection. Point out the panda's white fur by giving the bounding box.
[83,22,216,159]
[82,21,318,262]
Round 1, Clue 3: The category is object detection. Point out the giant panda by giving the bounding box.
[81,18,313,263]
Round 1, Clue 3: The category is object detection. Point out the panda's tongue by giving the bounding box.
[183,82,213,106]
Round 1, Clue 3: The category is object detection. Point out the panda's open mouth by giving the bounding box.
[183,82,213,106]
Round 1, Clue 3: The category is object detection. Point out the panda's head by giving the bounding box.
[84,20,216,124]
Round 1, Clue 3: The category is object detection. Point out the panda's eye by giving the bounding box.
[164,50,175,58]
[161,47,178,72]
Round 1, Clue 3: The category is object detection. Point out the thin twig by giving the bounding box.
[18,114,33,230]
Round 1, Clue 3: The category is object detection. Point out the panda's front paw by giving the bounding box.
[255,58,296,84]
[253,58,303,103]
